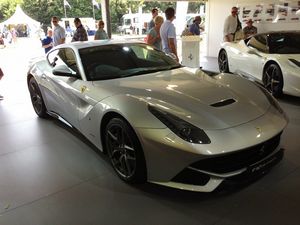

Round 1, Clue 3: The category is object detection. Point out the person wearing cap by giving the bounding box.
[189,16,202,35]
[72,18,88,42]
[243,19,257,38]
[148,8,159,31]
[223,6,239,42]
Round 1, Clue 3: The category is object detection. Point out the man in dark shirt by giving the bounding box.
[41,29,53,54]
[148,8,158,31]
[72,18,88,42]
[243,19,257,38]
[189,16,202,35]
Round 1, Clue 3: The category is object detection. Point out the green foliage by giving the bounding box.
[0,0,205,33]
[0,0,22,21]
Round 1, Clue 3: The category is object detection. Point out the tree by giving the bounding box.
[0,0,22,22]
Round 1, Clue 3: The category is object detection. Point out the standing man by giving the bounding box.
[72,18,88,42]
[243,19,257,38]
[160,7,178,62]
[223,6,239,42]
[51,16,65,46]
[148,8,158,31]
[189,16,202,35]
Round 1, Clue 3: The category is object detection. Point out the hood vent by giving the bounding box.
[210,98,236,107]
[289,59,300,68]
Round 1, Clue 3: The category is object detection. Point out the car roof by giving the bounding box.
[57,39,144,50]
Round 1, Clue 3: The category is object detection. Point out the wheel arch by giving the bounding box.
[100,111,148,182]
[218,48,226,56]
[218,48,230,73]
[27,74,34,86]
[263,60,282,76]
[262,60,284,97]
[100,111,143,155]
[263,60,284,85]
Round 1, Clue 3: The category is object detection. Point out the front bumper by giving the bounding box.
[153,142,284,192]
[135,105,287,192]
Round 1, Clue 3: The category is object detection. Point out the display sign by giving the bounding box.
[240,1,300,23]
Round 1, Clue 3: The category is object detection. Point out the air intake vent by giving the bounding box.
[210,98,236,107]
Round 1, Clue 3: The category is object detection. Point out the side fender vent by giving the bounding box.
[210,98,236,107]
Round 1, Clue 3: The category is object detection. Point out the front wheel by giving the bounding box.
[218,50,229,73]
[105,118,146,183]
[263,64,283,98]
[28,77,49,118]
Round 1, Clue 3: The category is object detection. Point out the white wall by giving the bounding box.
[206,0,300,57]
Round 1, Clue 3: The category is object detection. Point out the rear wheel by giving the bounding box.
[263,63,283,98]
[28,77,48,118]
[218,50,229,73]
[105,118,146,183]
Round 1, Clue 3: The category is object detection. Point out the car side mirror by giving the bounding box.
[52,64,78,77]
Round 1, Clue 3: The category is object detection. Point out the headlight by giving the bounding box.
[148,105,211,144]
[255,83,284,114]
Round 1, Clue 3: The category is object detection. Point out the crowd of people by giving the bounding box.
[40,16,109,54]
[1,6,257,100]
[145,7,203,62]
[38,6,257,58]
[0,27,18,47]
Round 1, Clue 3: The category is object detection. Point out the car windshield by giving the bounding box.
[268,33,300,54]
[79,43,181,81]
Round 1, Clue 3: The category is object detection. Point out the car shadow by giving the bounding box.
[48,115,272,200]
[279,94,300,106]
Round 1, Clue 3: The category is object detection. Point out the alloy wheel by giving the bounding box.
[263,64,283,97]
[106,120,137,179]
[218,50,229,72]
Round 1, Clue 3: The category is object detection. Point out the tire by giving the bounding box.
[263,63,283,98]
[105,118,147,183]
[28,77,49,118]
[218,50,229,73]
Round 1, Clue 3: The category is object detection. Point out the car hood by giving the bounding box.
[92,68,271,129]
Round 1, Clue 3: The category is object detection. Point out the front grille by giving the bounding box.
[190,132,282,174]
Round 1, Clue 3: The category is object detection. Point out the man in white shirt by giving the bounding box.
[223,7,238,42]
[51,16,66,46]
[160,7,178,62]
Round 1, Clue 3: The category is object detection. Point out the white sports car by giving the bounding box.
[218,31,300,97]
[27,40,288,192]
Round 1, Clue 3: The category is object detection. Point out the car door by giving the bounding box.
[41,47,88,129]
[242,34,268,80]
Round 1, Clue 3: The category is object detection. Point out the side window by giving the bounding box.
[47,48,80,76]
[247,35,268,53]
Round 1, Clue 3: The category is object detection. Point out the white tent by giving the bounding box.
[0,5,40,36]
